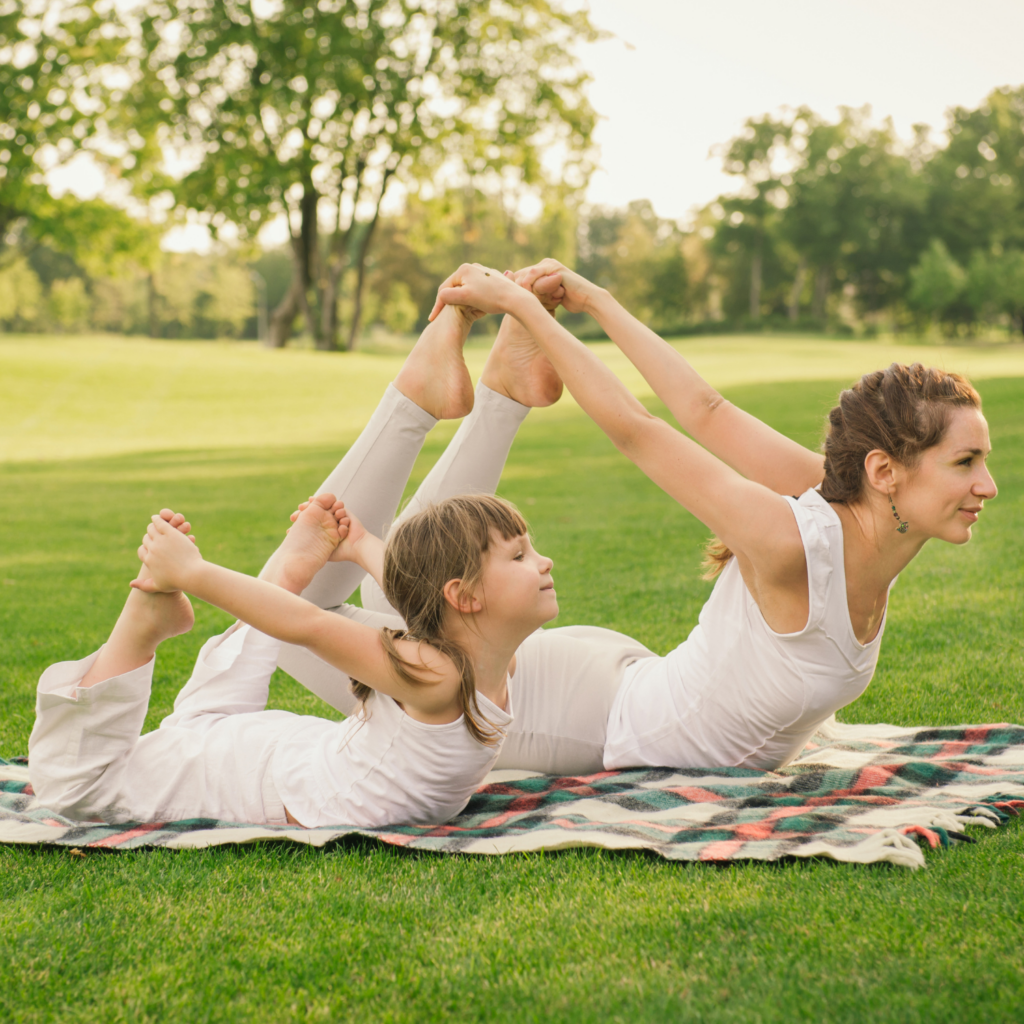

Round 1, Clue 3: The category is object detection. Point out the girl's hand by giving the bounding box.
[514,259,601,316]
[429,263,540,322]
[132,516,204,593]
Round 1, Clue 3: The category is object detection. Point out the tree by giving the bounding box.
[133,0,598,349]
[908,239,966,332]
[575,201,690,331]
[0,1,156,255]
[713,115,791,321]
[925,87,1024,264]
[780,107,927,323]
[964,248,1024,337]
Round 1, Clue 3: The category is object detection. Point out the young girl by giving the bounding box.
[27,303,560,828]
[405,259,998,775]
[28,490,554,827]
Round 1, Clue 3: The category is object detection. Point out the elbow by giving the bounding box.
[612,407,661,458]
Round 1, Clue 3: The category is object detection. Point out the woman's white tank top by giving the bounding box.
[604,488,892,771]
[270,689,512,829]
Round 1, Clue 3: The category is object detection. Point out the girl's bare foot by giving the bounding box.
[480,313,564,408]
[80,511,195,688]
[260,493,349,595]
[393,304,479,419]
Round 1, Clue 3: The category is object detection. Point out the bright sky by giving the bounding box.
[48,0,1024,249]
[581,0,1024,222]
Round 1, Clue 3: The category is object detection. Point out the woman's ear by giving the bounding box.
[443,578,483,615]
[863,449,900,496]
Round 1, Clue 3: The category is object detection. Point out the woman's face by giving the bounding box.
[899,406,997,544]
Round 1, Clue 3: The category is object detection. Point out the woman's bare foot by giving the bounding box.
[480,313,564,408]
[80,511,195,688]
[260,493,349,595]
[393,303,479,419]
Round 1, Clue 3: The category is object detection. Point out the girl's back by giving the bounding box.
[272,688,512,829]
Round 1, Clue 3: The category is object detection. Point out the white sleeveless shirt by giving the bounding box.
[603,489,892,771]
[270,689,512,829]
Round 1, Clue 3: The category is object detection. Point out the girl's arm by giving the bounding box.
[433,266,806,591]
[513,260,826,496]
[135,519,460,719]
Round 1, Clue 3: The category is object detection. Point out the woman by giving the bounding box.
[420,259,997,773]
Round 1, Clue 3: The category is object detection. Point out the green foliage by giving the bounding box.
[571,201,690,333]
[0,2,154,254]
[122,0,598,349]
[2,345,1023,1021]
[0,255,41,325]
[908,239,966,324]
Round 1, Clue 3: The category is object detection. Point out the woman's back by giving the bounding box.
[603,489,891,771]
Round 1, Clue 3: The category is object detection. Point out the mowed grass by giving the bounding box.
[1,337,1024,1022]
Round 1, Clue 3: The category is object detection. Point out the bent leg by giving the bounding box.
[28,650,155,820]
[286,383,438,610]
[360,380,530,614]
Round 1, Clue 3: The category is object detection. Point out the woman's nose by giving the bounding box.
[976,466,998,500]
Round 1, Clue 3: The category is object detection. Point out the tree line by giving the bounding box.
[2,1,1022,343]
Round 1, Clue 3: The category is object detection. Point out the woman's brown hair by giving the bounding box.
[701,362,981,579]
[350,493,529,745]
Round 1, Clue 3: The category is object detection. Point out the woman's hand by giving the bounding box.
[132,516,204,593]
[513,259,603,316]
[429,263,542,322]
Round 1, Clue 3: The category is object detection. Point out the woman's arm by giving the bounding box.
[135,519,460,717]
[514,259,826,496]
[434,266,806,587]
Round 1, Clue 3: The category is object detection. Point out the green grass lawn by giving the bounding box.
[2,336,1023,1022]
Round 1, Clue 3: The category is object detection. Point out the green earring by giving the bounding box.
[888,493,909,534]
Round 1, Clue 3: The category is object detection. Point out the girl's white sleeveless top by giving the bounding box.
[270,689,512,829]
[604,488,892,771]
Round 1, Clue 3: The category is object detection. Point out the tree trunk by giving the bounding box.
[344,169,393,351]
[267,273,302,348]
[147,272,159,338]
[788,257,807,322]
[812,265,831,320]
[292,181,326,349]
[749,245,763,321]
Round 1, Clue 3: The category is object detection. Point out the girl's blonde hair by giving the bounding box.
[701,362,981,579]
[350,493,529,745]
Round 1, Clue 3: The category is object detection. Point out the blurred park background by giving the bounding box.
[2,0,1024,349]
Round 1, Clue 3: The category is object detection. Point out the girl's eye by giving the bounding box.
[514,552,524,561]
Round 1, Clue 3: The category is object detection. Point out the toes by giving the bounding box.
[312,493,336,510]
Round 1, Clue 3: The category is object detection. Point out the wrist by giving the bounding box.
[351,532,382,571]
[508,288,544,322]
[584,286,613,321]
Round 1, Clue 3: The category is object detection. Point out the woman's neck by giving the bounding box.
[833,499,927,644]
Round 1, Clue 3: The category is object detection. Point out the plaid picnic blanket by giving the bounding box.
[3,718,1023,869]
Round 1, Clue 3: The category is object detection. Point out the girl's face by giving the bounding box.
[898,406,997,544]
[477,531,558,630]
